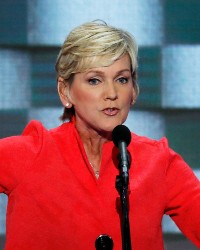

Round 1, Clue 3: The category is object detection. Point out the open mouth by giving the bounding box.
[103,108,119,116]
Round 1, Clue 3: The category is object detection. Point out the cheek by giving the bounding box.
[70,88,98,106]
[69,86,84,102]
[123,90,134,104]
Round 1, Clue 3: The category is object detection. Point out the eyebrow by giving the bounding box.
[86,69,131,75]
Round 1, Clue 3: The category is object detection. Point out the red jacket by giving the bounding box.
[0,120,200,249]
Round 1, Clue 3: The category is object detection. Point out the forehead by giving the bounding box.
[81,54,131,73]
[71,55,131,82]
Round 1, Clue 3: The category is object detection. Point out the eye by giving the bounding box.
[117,77,128,84]
[88,78,100,85]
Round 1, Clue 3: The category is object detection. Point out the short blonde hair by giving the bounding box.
[55,21,139,121]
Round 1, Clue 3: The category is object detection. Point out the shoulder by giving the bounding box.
[0,120,48,156]
[21,120,75,151]
[0,120,54,156]
[0,120,50,193]
[130,132,169,152]
[22,120,72,142]
[128,132,172,170]
[22,120,48,137]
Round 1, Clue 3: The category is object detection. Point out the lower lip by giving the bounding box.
[103,109,119,116]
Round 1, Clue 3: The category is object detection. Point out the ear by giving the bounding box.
[130,87,137,106]
[57,77,73,108]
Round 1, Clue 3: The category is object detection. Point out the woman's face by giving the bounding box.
[61,54,136,134]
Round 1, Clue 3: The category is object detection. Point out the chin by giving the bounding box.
[100,122,123,133]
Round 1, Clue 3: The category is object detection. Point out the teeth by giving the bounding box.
[103,108,118,116]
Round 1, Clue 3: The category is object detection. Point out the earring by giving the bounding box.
[66,103,70,107]
[131,99,135,105]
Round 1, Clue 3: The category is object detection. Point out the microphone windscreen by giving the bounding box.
[112,124,131,148]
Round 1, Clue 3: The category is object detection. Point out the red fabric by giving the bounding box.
[1,120,200,249]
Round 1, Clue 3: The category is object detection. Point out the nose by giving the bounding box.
[104,82,118,101]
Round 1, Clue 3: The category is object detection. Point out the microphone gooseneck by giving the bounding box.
[112,124,132,250]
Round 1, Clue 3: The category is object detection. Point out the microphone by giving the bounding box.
[112,124,131,148]
[112,125,131,186]
[95,235,113,250]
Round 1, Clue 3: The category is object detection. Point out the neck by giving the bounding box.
[77,126,108,157]
[75,122,111,177]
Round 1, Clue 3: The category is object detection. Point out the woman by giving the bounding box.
[0,21,200,250]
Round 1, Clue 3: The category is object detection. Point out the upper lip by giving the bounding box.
[102,107,119,111]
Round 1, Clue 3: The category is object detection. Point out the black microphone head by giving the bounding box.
[95,235,113,250]
[112,124,131,148]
